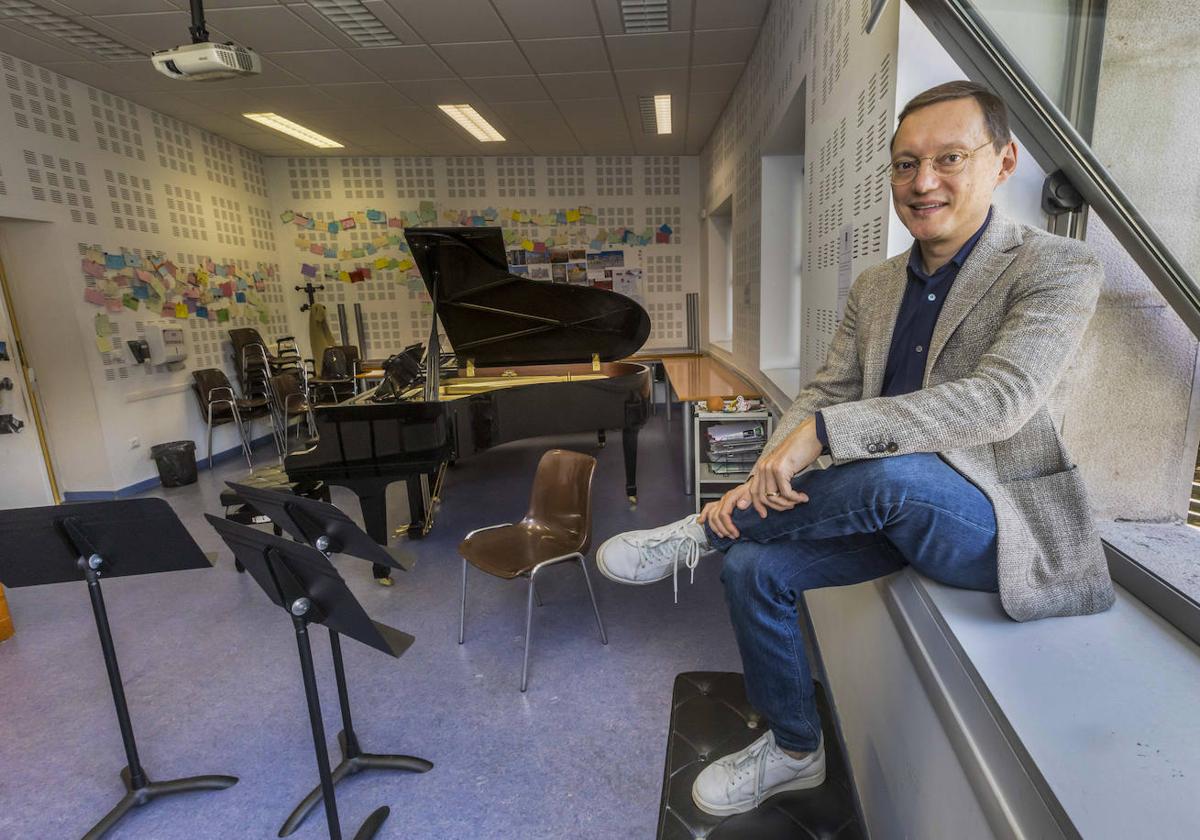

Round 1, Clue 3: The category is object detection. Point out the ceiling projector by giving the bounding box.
[151,41,261,81]
[149,0,260,81]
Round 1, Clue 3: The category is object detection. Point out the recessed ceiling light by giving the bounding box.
[639,94,672,134]
[621,0,669,33]
[306,0,402,48]
[0,0,143,60]
[438,104,505,142]
[243,113,343,148]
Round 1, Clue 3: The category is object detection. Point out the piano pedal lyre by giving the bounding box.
[628,495,638,507]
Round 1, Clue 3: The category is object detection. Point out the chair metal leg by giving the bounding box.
[532,578,543,607]
[521,572,537,692]
[230,402,252,469]
[458,558,467,645]
[206,405,215,470]
[578,554,608,645]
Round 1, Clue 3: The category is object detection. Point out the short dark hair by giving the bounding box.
[892,81,1012,153]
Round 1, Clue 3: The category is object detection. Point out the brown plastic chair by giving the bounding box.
[268,371,316,456]
[458,449,607,691]
[191,368,270,469]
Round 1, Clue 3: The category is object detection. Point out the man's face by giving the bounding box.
[890,97,1017,248]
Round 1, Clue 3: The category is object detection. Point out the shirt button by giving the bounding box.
[927,293,936,301]
[916,345,923,353]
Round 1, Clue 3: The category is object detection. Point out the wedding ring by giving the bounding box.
[766,491,780,497]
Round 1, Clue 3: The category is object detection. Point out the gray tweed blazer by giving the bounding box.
[764,209,1115,621]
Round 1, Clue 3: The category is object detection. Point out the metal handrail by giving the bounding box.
[908,0,1200,338]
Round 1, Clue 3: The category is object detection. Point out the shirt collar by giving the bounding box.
[907,206,994,283]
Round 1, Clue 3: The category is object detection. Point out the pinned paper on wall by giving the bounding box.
[94,313,111,338]
[174,303,189,319]
[301,263,318,278]
[341,217,357,230]
[122,294,139,311]
[327,220,341,234]
[105,253,126,270]
[367,209,385,222]
[217,308,230,323]
[84,287,107,306]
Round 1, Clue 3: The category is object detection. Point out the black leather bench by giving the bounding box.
[657,672,863,840]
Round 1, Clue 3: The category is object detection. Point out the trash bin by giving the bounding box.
[150,440,198,487]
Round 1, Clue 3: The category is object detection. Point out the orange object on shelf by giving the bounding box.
[0,584,13,642]
[661,355,761,403]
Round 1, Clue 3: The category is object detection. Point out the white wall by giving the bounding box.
[0,51,287,495]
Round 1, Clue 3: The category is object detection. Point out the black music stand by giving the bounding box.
[0,499,238,840]
[224,482,430,837]
[205,515,420,840]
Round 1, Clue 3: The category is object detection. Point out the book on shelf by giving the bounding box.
[706,421,765,443]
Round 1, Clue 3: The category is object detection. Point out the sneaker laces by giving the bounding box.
[728,731,777,809]
[629,519,702,603]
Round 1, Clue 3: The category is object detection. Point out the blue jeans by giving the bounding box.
[705,453,998,752]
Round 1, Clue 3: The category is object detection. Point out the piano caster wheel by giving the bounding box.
[628,495,637,507]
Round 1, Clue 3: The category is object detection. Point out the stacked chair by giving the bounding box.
[228,328,305,407]
[268,370,317,457]
[190,368,271,469]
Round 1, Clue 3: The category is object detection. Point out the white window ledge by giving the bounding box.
[884,548,1200,838]
[761,366,802,401]
[1096,519,1200,602]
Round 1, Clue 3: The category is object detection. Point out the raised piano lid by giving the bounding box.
[405,226,651,367]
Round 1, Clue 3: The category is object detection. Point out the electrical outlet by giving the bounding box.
[128,436,140,449]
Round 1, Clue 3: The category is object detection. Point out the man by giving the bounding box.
[596,81,1115,817]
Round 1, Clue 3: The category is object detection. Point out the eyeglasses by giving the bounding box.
[888,141,993,185]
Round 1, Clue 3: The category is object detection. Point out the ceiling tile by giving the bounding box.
[58,0,175,13]
[464,75,549,103]
[348,45,451,80]
[41,60,141,91]
[689,63,744,94]
[520,37,608,74]
[596,0,692,34]
[0,25,93,64]
[268,50,378,84]
[692,27,759,65]
[693,0,771,30]
[604,32,689,71]
[284,3,420,50]
[389,77,475,105]
[89,10,212,52]
[613,67,689,97]
[539,71,618,100]
[239,85,340,113]
[491,0,600,39]
[432,41,530,77]
[206,7,336,53]
[172,87,275,117]
[82,57,189,92]
[312,82,415,109]
[382,0,510,43]
[556,97,631,141]
[163,0,279,8]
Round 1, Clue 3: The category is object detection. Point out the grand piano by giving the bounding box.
[284,227,653,559]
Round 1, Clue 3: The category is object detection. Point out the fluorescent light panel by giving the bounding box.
[307,0,402,48]
[438,104,505,142]
[620,0,669,33]
[243,113,344,148]
[638,94,672,134]
[0,0,143,60]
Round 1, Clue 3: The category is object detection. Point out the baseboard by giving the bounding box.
[62,433,276,501]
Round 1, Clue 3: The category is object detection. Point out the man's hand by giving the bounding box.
[744,417,823,518]
[698,417,822,537]
[699,483,757,539]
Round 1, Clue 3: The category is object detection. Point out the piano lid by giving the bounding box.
[405,227,651,367]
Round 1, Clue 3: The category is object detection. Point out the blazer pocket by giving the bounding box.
[1000,466,1100,584]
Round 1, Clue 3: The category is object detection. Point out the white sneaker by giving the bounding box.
[691,730,826,816]
[595,515,711,602]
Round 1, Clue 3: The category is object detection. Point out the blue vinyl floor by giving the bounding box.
[0,412,744,840]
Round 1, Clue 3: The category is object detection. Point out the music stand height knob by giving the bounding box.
[290,597,312,617]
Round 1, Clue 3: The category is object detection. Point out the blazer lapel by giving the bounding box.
[924,211,1022,382]
[861,254,909,398]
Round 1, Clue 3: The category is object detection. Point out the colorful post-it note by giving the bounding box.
[301,263,318,278]
[175,303,189,318]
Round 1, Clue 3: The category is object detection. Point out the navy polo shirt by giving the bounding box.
[814,208,992,448]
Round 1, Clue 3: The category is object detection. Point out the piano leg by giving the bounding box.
[622,426,639,507]
[405,476,427,540]
[357,492,394,583]
[597,429,606,448]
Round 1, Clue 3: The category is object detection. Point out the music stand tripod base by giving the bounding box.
[84,767,238,840]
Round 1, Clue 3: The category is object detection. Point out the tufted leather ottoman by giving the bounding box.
[657,672,863,840]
